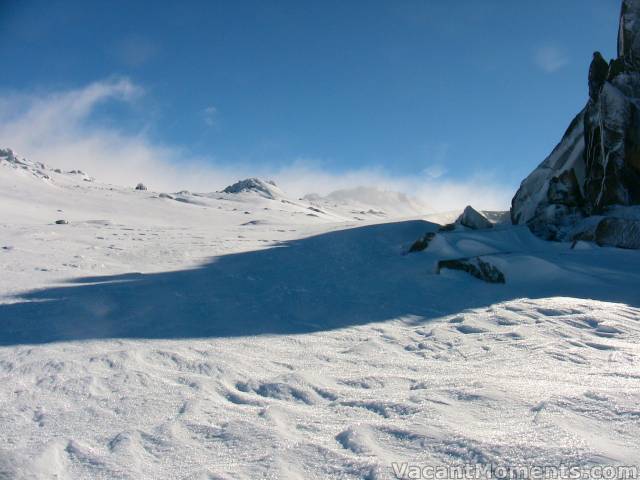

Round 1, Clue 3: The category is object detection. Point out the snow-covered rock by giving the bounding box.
[222,178,283,199]
[0,147,19,164]
[512,0,640,247]
[456,205,493,230]
[595,217,640,249]
[0,147,51,180]
[437,256,505,283]
[408,231,436,252]
[1,147,99,184]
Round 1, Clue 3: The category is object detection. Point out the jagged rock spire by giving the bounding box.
[511,0,640,246]
[588,52,609,100]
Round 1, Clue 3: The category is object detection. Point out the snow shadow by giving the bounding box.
[1,220,639,346]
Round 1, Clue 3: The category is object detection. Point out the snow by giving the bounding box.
[303,186,428,219]
[1,154,640,478]
[221,178,284,200]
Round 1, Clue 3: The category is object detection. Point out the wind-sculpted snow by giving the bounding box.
[1,296,639,479]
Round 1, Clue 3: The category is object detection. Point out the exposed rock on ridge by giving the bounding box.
[222,178,283,199]
[511,0,640,247]
[456,206,493,230]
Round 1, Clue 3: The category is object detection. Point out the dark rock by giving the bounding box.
[583,80,640,212]
[618,0,640,69]
[589,52,609,100]
[55,219,68,225]
[595,217,640,249]
[608,57,626,81]
[511,0,640,247]
[547,169,583,207]
[456,206,493,230]
[570,227,596,247]
[438,223,456,232]
[408,232,436,253]
[437,257,505,284]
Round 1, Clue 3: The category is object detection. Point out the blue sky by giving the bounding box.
[0,0,621,208]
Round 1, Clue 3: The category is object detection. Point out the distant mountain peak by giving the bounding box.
[1,147,95,182]
[221,178,283,199]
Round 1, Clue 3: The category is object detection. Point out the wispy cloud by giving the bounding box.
[421,143,449,179]
[203,105,218,127]
[422,164,446,179]
[533,45,569,73]
[112,35,159,68]
[275,162,511,212]
[0,78,513,212]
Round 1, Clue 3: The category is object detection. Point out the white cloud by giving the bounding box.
[275,161,511,212]
[203,106,218,127]
[533,45,569,73]
[421,143,448,179]
[0,78,237,192]
[0,78,513,212]
[422,164,446,179]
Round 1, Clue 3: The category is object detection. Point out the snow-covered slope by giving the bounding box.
[304,186,429,219]
[1,152,640,479]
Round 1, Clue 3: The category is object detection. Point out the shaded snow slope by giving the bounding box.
[1,154,639,479]
[3,223,640,344]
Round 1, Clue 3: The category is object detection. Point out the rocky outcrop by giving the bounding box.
[437,257,505,284]
[456,206,493,230]
[511,0,640,246]
[222,178,283,199]
[0,148,19,164]
[408,232,436,253]
[595,217,640,249]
